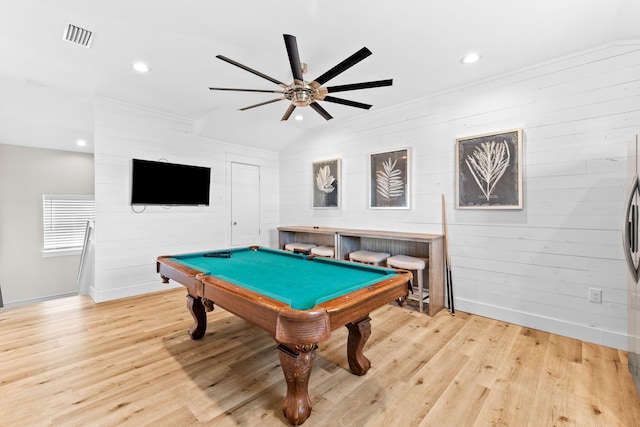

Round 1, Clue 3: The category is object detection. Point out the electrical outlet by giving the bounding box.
[588,288,602,303]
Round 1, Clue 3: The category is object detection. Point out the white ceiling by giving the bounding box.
[1,0,639,153]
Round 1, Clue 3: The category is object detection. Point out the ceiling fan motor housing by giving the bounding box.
[288,82,317,106]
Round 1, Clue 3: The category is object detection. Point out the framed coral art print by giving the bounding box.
[312,158,340,209]
[456,128,523,209]
[370,148,410,209]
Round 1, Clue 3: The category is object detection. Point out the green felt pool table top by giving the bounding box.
[168,247,399,310]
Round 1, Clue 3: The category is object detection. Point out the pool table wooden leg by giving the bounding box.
[278,343,317,426]
[346,316,372,376]
[186,295,207,340]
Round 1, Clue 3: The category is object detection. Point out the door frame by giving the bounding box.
[225,153,268,248]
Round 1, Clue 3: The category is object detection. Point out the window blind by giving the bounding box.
[43,194,95,252]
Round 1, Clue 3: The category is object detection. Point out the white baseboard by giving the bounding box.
[455,298,628,351]
[90,280,181,303]
[1,292,79,309]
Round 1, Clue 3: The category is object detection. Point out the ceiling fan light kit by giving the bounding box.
[209,34,393,121]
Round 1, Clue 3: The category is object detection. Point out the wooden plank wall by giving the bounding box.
[93,99,280,302]
[279,42,640,349]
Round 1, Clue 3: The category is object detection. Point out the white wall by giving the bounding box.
[93,99,279,302]
[280,42,640,350]
[0,144,94,305]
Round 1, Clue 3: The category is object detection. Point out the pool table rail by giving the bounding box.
[321,272,411,327]
[201,275,333,343]
[157,255,204,296]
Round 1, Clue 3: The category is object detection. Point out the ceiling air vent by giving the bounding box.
[62,23,93,48]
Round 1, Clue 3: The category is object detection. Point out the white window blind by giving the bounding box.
[43,194,95,252]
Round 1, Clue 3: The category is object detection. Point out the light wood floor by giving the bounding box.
[1,288,639,427]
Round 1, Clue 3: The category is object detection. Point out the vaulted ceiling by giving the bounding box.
[1,0,639,153]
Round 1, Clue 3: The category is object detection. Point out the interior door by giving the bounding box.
[231,162,261,246]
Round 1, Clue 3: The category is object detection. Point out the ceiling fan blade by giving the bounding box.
[209,87,286,94]
[281,104,296,121]
[239,98,284,111]
[323,96,372,110]
[283,34,304,82]
[312,47,372,86]
[309,102,333,121]
[325,79,393,93]
[216,55,287,87]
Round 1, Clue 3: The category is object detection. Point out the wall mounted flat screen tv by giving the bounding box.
[131,159,211,206]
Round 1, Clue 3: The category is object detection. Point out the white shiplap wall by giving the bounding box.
[93,99,279,302]
[279,42,640,349]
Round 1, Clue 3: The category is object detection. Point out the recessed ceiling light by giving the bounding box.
[461,53,481,64]
[76,139,87,147]
[132,62,150,73]
[294,114,304,121]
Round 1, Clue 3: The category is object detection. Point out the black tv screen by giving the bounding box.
[131,159,211,206]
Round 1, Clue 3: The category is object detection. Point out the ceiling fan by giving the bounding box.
[209,34,393,121]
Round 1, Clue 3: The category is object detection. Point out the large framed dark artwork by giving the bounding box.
[456,129,523,209]
[312,158,340,209]
[370,148,410,209]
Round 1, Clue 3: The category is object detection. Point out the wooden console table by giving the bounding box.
[277,226,445,316]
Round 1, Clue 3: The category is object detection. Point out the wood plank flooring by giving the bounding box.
[1,288,639,426]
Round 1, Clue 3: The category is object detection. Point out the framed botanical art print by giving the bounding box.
[312,158,340,209]
[370,148,410,209]
[456,128,523,209]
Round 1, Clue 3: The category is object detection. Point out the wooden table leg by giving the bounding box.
[278,343,317,426]
[186,295,207,340]
[346,317,372,376]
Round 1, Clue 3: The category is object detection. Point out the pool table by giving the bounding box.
[157,246,411,425]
